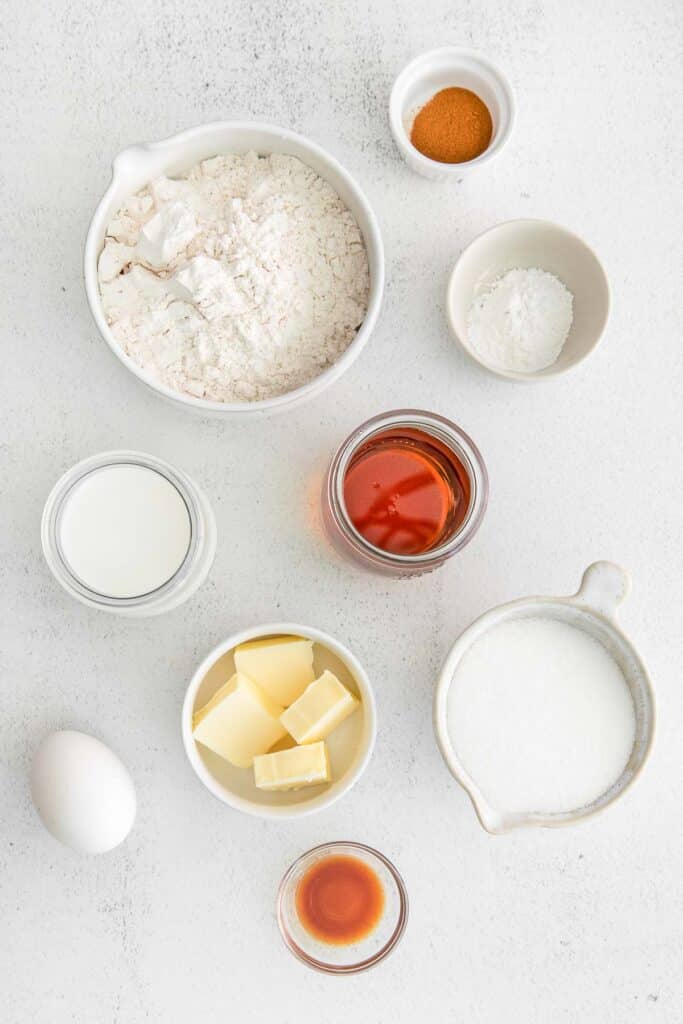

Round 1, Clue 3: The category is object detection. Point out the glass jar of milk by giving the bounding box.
[41,451,216,616]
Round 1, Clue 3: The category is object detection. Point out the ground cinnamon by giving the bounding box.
[410,87,492,164]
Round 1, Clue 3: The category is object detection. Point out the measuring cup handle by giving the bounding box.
[573,561,631,619]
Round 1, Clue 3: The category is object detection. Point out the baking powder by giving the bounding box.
[467,267,573,373]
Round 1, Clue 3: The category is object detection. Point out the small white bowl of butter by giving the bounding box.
[182,623,376,819]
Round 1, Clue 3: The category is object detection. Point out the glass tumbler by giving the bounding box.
[41,450,216,617]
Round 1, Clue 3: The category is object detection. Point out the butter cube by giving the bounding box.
[268,733,298,753]
[280,670,359,744]
[234,636,315,706]
[253,741,331,792]
[192,672,286,768]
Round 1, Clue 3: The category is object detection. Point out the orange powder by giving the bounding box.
[410,87,493,164]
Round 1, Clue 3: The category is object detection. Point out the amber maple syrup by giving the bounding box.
[342,426,471,556]
[296,854,385,945]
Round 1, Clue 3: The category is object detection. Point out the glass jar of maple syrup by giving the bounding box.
[324,410,488,577]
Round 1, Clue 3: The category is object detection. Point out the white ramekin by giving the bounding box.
[447,219,611,380]
[389,48,515,180]
[433,562,655,834]
[84,122,385,417]
[182,623,377,819]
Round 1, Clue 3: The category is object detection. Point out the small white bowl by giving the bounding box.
[389,47,515,180]
[84,122,384,417]
[447,219,611,380]
[182,623,376,819]
[433,562,655,834]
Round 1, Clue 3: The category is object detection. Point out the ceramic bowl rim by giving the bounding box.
[181,621,377,819]
[446,217,611,381]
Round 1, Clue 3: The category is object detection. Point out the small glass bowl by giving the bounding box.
[277,841,408,974]
[323,409,488,577]
[41,450,216,617]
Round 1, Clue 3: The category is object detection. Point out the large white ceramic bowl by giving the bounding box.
[447,219,610,380]
[84,122,384,416]
[182,623,376,819]
[433,562,655,834]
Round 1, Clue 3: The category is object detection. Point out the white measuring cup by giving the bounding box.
[433,562,655,833]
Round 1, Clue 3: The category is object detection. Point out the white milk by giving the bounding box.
[447,617,636,813]
[58,464,192,598]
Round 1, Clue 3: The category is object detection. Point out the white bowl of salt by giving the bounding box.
[447,219,610,380]
[433,562,655,833]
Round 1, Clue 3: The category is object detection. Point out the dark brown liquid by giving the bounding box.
[343,427,471,555]
[296,854,385,945]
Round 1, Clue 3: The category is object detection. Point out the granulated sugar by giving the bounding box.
[447,617,636,814]
[467,267,573,373]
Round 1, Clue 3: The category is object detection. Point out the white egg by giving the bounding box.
[30,730,136,854]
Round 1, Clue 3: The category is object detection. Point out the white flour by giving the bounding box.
[98,153,370,402]
[467,267,573,372]
[447,617,636,814]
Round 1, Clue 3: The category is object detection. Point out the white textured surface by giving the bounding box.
[1,1,682,1020]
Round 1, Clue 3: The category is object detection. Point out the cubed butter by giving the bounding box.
[192,672,286,768]
[268,733,298,754]
[253,741,331,792]
[280,670,359,744]
[234,635,315,706]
